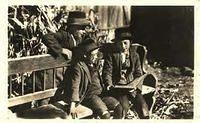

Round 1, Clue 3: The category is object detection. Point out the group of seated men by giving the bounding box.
[42,10,151,119]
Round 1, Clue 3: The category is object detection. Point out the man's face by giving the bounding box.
[117,39,131,53]
[87,48,99,64]
[70,25,86,34]
[70,25,87,42]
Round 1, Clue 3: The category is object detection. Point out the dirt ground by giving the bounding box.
[150,64,193,119]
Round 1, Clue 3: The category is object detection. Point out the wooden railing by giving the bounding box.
[8,54,70,107]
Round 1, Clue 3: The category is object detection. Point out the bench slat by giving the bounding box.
[8,88,57,107]
[8,54,70,75]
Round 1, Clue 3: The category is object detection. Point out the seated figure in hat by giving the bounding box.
[102,27,150,119]
[62,38,124,119]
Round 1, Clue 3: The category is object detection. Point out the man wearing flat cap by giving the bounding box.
[63,38,124,119]
[102,26,150,119]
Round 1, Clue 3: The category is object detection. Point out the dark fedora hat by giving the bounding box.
[81,38,100,54]
[112,26,133,42]
[67,11,90,26]
[76,38,100,56]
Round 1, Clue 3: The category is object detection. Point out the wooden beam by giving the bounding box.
[32,72,36,93]
[53,68,56,88]
[8,54,70,75]
[8,88,57,107]
[9,76,12,98]
[43,70,46,91]
[21,75,24,95]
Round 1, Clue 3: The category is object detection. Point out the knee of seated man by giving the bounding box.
[100,111,111,119]
[102,96,120,110]
[119,97,130,111]
[113,103,124,119]
[87,96,108,115]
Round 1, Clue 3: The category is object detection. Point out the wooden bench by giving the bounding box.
[8,54,92,119]
[8,44,157,119]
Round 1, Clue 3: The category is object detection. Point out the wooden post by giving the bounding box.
[21,74,24,95]
[9,76,12,98]
[53,68,56,88]
[43,70,46,91]
[32,72,36,93]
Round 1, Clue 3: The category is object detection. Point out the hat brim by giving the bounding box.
[84,44,100,55]
[112,32,133,42]
[111,37,133,42]
[67,18,90,26]
[76,41,100,56]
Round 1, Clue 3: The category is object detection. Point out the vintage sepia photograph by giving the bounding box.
[7,5,194,119]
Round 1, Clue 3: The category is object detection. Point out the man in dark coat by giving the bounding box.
[102,27,149,119]
[63,38,124,119]
[41,11,91,89]
[32,11,91,106]
[42,11,91,58]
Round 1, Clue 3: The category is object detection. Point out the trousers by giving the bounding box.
[82,95,123,119]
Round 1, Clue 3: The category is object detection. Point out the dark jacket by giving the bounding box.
[86,65,103,98]
[63,61,103,104]
[63,61,91,103]
[42,30,75,57]
[102,46,143,87]
[42,29,81,90]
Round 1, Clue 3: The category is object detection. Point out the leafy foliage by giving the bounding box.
[8,5,108,97]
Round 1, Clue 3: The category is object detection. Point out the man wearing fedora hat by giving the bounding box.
[62,38,124,119]
[38,11,91,105]
[43,11,91,59]
[102,26,149,119]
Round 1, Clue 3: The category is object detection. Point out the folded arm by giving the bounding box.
[102,54,114,90]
